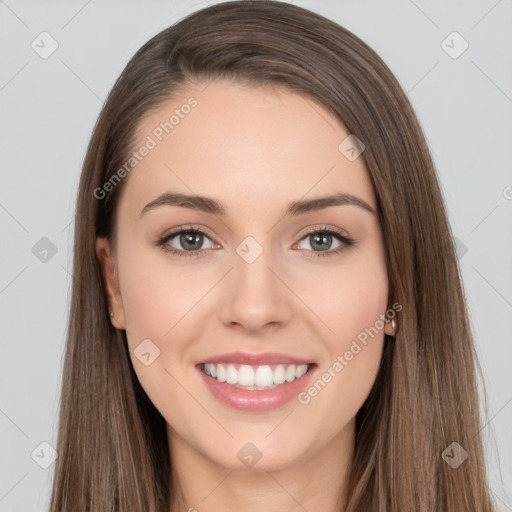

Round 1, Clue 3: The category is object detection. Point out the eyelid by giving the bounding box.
[159,223,219,243]
[159,223,350,243]
[156,223,354,257]
[292,224,354,257]
[296,223,349,239]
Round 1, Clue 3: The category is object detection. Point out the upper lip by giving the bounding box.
[197,351,314,366]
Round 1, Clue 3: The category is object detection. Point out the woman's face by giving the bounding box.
[97,79,394,472]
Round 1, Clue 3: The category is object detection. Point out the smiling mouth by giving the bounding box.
[199,362,314,390]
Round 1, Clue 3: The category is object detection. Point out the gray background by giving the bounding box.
[1,0,511,510]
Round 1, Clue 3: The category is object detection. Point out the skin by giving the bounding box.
[96,79,396,512]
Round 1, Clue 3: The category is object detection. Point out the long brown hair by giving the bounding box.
[49,1,497,510]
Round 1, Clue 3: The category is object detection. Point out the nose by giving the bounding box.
[218,242,294,335]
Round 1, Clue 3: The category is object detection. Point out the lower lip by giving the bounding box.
[197,365,316,412]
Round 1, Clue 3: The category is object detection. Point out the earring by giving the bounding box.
[109,311,114,318]
[391,318,397,331]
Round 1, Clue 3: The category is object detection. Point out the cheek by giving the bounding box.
[115,244,204,421]
[117,242,205,342]
[296,247,389,353]
[297,256,388,422]
[294,248,388,411]
[331,266,388,349]
[335,264,388,371]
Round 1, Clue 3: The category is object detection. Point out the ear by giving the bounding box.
[384,316,397,337]
[96,237,126,329]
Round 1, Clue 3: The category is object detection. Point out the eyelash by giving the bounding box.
[155,224,355,259]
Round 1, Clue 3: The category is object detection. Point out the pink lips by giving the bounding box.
[196,351,316,412]
[197,351,312,366]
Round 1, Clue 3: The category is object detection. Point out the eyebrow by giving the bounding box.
[139,191,376,218]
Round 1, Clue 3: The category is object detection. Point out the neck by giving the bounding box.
[168,420,355,512]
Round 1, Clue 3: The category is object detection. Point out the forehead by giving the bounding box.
[121,79,376,217]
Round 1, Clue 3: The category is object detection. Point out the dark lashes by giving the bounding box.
[156,226,355,258]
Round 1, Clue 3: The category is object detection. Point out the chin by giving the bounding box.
[200,436,312,473]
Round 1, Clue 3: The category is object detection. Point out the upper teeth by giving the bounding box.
[203,363,309,389]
